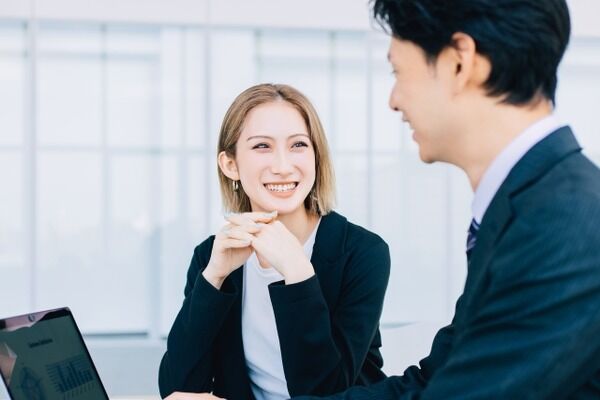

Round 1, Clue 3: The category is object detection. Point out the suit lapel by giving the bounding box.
[461,127,582,313]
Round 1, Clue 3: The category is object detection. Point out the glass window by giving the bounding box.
[333,154,368,227]
[332,33,368,152]
[209,30,257,146]
[556,39,600,155]
[36,153,105,330]
[371,36,403,153]
[37,57,103,147]
[380,155,449,323]
[0,153,27,317]
[0,23,25,147]
[184,29,207,150]
[106,57,158,148]
[258,31,332,133]
[0,22,27,317]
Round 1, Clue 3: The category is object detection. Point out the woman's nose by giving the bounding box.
[271,151,294,175]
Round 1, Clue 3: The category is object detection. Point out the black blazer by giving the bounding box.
[159,211,391,399]
[297,127,600,399]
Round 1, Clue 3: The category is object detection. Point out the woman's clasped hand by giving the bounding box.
[203,210,315,290]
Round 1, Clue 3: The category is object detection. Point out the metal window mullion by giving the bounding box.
[180,28,189,237]
[365,32,374,229]
[101,24,111,321]
[203,5,212,240]
[147,30,164,340]
[329,31,337,153]
[254,29,262,84]
[24,7,38,311]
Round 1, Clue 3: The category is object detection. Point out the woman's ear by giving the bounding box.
[218,151,240,181]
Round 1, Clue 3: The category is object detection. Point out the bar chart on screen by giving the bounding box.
[46,355,96,397]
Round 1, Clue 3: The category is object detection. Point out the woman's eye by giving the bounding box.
[292,141,308,148]
[252,143,269,149]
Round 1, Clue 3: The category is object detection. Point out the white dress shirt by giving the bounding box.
[242,219,321,400]
[471,114,566,224]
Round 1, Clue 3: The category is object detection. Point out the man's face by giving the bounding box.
[388,37,456,163]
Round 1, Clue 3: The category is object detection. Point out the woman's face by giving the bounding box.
[233,100,316,216]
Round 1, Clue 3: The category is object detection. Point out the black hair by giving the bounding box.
[372,0,571,105]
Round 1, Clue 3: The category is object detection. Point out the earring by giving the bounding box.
[310,189,318,209]
[232,180,239,191]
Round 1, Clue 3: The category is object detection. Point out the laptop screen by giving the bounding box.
[0,308,109,400]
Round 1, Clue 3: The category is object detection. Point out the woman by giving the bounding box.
[159,83,390,400]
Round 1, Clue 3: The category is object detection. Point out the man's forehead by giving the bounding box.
[387,37,404,62]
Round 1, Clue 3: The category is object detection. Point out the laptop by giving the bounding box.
[0,307,109,400]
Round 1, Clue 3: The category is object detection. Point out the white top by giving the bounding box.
[242,219,321,400]
[471,115,566,224]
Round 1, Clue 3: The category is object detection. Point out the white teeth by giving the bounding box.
[266,183,297,192]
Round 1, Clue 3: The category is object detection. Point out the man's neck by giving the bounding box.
[459,99,554,191]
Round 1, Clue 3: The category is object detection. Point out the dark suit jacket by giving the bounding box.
[296,127,600,399]
[159,211,391,399]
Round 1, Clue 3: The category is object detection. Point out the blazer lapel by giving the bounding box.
[461,127,582,313]
[227,266,254,397]
[309,211,347,307]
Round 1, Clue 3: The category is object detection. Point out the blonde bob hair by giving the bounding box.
[217,83,336,216]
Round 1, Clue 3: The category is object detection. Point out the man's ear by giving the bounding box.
[448,32,491,94]
[218,151,240,181]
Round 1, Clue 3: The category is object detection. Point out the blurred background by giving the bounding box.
[1,0,599,397]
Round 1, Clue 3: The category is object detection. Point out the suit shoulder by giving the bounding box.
[502,154,600,271]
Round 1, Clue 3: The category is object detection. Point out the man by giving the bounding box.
[296,0,600,399]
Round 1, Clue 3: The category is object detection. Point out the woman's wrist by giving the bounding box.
[283,259,315,285]
[202,262,227,290]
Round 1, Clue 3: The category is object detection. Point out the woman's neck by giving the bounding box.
[276,208,320,245]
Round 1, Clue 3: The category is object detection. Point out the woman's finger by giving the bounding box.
[221,238,251,249]
[223,227,255,243]
[215,223,233,237]
[225,211,277,226]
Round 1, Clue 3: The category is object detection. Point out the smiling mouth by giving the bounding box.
[264,182,298,192]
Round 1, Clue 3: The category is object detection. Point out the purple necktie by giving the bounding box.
[466,218,480,259]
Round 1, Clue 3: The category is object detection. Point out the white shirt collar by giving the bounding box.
[471,114,566,224]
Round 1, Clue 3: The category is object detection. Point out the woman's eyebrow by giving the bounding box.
[246,133,309,141]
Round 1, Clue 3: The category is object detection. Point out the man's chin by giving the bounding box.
[417,149,436,164]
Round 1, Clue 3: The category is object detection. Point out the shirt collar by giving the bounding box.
[471,114,566,224]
